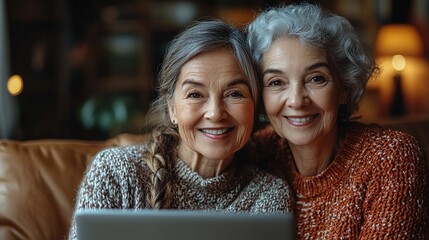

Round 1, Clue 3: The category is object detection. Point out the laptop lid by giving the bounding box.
[76,209,295,240]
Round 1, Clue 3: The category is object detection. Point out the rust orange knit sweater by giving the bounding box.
[250,122,429,239]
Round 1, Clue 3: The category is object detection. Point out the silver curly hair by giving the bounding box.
[247,3,379,121]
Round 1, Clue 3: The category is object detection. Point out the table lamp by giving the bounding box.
[374,24,424,116]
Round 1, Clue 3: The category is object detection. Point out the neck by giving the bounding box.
[177,143,233,179]
[290,128,339,177]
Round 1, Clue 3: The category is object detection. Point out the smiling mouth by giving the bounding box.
[286,115,317,124]
[200,128,232,135]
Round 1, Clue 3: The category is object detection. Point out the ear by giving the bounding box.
[167,100,178,124]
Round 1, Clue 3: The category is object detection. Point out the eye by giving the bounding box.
[227,91,244,98]
[266,79,286,87]
[305,73,331,88]
[186,92,203,99]
[310,75,328,84]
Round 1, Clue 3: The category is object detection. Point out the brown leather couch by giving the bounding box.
[0,133,147,240]
[0,119,427,240]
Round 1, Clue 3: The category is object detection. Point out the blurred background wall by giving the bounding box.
[1,0,428,140]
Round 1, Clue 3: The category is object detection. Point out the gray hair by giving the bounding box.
[147,18,259,128]
[143,19,259,209]
[247,3,379,121]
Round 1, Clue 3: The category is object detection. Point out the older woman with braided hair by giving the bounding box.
[67,19,292,239]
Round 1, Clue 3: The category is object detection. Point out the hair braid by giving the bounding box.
[143,124,179,209]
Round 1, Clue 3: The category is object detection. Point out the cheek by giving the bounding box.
[235,107,255,146]
[263,91,282,116]
[315,91,341,127]
[319,90,340,113]
[174,104,199,130]
[176,116,198,148]
[234,101,254,123]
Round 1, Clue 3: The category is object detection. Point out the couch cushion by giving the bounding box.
[0,133,146,240]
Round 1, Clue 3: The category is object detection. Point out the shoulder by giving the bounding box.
[245,164,291,196]
[345,123,429,237]
[244,165,293,211]
[74,145,150,211]
[88,145,148,176]
[251,165,288,184]
[80,145,150,196]
[347,122,427,178]
[350,122,424,158]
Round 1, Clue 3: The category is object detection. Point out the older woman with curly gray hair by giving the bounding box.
[247,3,429,239]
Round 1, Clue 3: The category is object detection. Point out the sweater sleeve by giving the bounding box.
[67,146,147,240]
[359,130,429,239]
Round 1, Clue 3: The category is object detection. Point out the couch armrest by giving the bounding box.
[0,134,146,240]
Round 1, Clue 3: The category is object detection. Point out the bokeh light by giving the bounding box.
[7,75,24,96]
[392,54,406,71]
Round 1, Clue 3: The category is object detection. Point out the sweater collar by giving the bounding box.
[174,158,240,191]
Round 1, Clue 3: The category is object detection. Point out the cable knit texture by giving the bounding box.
[67,145,292,240]
[250,122,429,239]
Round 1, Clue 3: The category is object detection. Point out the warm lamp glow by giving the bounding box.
[375,24,424,57]
[7,75,24,96]
[392,55,406,71]
[373,24,424,117]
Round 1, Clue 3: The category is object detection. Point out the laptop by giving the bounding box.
[76,209,295,240]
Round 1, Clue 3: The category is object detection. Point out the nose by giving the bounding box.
[287,84,309,109]
[205,97,227,121]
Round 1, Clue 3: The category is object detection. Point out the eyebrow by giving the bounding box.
[227,78,248,87]
[181,79,204,88]
[262,62,330,77]
[262,68,283,77]
[305,62,330,71]
[181,78,248,88]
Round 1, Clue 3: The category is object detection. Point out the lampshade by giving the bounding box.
[374,24,424,57]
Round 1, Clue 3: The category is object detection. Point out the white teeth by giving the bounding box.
[288,116,314,123]
[201,129,229,135]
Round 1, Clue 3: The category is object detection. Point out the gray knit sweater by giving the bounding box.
[68,145,292,239]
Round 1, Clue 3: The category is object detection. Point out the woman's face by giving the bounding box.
[261,37,342,147]
[168,46,254,164]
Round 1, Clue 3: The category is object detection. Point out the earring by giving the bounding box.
[172,119,176,124]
